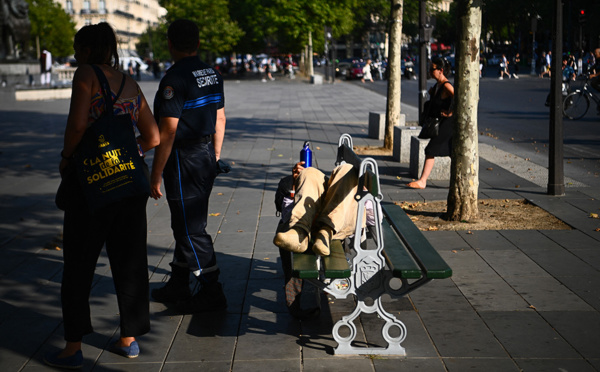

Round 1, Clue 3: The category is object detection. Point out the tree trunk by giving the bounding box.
[307,31,314,77]
[384,0,403,150]
[446,0,482,222]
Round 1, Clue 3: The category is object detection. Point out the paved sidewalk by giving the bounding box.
[0,74,599,372]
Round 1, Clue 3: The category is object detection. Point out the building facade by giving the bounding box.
[56,0,165,52]
[433,0,453,13]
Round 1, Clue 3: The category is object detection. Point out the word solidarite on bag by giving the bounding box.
[83,135,138,185]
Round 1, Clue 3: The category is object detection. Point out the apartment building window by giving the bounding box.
[66,0,73,14]
[99,0,106,13]
[82,0,90,13]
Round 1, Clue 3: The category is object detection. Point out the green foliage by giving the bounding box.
[26,0,77,57]
[432,3,457,46]
[136,24,170,61]
[229,0,360,54]
[159,0,244,55]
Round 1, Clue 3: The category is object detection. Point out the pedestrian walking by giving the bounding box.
[39,48,52,86]
[361,59,374,83]
[540,51,552,78]
[150,19,228,314]
[499,54,511,79]
[512,53,520,79]
[44,22,159,369]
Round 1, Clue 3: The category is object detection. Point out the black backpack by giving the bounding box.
[275,175,294,215]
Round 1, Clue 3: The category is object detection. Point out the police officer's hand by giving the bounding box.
[150,174,163,199]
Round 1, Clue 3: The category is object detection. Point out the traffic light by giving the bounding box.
[579,9,586,24]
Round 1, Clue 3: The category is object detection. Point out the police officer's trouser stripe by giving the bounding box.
[175,149,203,274]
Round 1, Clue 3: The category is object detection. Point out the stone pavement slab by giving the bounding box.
[1,76,599,371]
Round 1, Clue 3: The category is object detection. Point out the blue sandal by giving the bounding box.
[111,340,139,358]
[43,350,83,370]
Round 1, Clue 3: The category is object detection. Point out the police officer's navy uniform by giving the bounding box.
[154,56,224,284]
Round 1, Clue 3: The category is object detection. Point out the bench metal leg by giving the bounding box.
[332,296,407,355]
[329,191,407,355]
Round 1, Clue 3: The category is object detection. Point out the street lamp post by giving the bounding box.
[548,0,564,196]
[418,0,432,124]
[530,15,537,76]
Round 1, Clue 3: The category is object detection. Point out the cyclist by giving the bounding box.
[545,55,576,107]
[588,48,600,113]
[589,49,600,91]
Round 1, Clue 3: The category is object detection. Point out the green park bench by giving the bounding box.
[291,133,452,355]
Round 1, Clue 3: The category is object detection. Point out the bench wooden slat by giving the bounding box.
[292,240,351,279]
[362,170,379,198]
[381,201,453,279]
[292,251,319,279]
[338,144,362,169]
[380,222,422,279]
[322,240,351,278]
[338,144,379,197]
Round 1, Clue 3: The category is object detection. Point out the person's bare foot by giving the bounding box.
[407,181,426,189]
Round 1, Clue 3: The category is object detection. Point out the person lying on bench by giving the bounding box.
[273,161,366,256]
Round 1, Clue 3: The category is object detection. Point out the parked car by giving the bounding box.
[118,50,148,71]
[336,61,352,77]
[346,62,365,80]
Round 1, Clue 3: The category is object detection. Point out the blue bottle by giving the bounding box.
[300,141,312,168]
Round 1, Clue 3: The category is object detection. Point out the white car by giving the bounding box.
[118,50,148,71]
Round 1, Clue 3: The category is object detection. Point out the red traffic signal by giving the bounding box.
[579,9,586,24]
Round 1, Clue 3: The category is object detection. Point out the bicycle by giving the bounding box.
[563,75,600,120]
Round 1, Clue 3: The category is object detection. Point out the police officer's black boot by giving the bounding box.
[174,271,227,314]
[151,265,192,303]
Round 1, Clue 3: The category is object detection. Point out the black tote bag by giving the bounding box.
[72,65,150,212]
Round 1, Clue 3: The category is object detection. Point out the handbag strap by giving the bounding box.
[90,64,126,117]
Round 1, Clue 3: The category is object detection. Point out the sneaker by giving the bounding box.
[273,226,309,253]
[151,280,191,303]
[111,340,139,359]
[175,282,227,314]
[513,74,519,79]
[499,76,503,80]
[43,350,83,370]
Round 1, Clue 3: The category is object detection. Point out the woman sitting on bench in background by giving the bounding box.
[408,56,454,189]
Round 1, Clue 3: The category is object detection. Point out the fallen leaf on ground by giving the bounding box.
[209,213,221,216]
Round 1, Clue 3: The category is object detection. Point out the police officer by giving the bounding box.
[150,19,227,313]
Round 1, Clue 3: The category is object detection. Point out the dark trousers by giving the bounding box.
[163,141,219,283]
[591,76,600,94]
[61,194,150,342]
